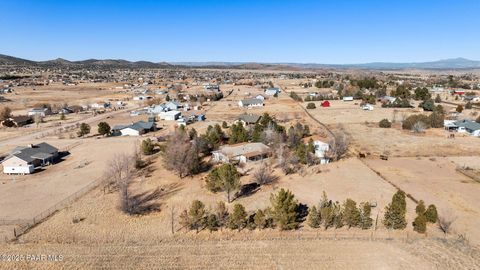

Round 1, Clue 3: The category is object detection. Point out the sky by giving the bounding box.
[0,0,479,64]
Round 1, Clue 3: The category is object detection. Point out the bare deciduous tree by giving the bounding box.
[327,128,349,161]
[438,213,456,236]
[252,163,277,185]
[164,129,201,178]
[412,121,426,133]
[103,153,135,193]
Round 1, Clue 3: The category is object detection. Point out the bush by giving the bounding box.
[379,118,392,128]
[402,114,430,130]
[98,122,111,136]
[425,204,438,223]
[141,138,155,155]
[434,94,441,103]
[428,111,444,128]
[465,102,472,109]
[359,202,373,229]
[456,104,464,113]
[476,116,480,123]
[253,209,269,229]
[413,213,427,233]
[227,203,247,230]
[77,123,91,137]
[306,102,316,109]
[307,206,320,228]
[419,99,435,111]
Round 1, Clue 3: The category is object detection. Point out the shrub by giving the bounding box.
[98,122,111,136]
[434,94,441,103]
[360,202,373,229]
[465,102,472,109]
[425,204,438,223]
[419,99,435,111]
[415,200,426,215]
[307,206,320,228]
[413,213,427,233]
[379,118,391,128]
[227,203,247,230]
[456,104,464,113]
[428,111,444,128]
[77,123,91,137]
[306,102,316,109]
[141,138,155,155]
[253,209,268,229]
[476,116,480,123]
[402,114,430,130]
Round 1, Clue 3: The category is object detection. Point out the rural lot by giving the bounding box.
[1,60,480,269]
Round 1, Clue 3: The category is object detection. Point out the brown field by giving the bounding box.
[1,78,480,269]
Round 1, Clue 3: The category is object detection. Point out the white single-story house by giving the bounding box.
[265,87,280,96]
[165,101,182,111]
[148,104,167,114]
[212,142,271,164]
[112,121,156,136]
[238,98,264,108]
[27,108,52,117]
[159,110,181,121]
[445,119,480,136]
[255,94,266,101]
[235,114,262,126]
[2,142,59,174]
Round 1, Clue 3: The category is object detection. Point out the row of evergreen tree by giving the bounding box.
[179,189,438,234]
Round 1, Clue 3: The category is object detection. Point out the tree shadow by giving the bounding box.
[296,203,309,223]
[234,182,260,200]
[124,188,163,215]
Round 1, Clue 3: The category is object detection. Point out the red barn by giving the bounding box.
[321,100,330,107]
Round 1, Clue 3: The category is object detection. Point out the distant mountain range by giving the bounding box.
[1,54,480,70]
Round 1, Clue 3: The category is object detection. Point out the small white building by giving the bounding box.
[28,108,52,117]
[265,87,280,96]
[159,110,181,121]
[238,98,264,108]
[255,94,266,101]
[165,101,182,111]
[342,96,354,101]
[362,104,374,111]
[313,140,330,164]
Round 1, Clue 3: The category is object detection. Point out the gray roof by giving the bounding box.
[454,120,480,131]
[10,142,58,163]
[241,98,264,106]
[113,121,155,132]
[238,114,261,124]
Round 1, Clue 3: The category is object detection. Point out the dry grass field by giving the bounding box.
[1,79,480,269]
[365,157,480,245]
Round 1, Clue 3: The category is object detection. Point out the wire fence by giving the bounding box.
[0,176,103,242]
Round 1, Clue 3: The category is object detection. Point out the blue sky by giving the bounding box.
[0,0,479,63]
